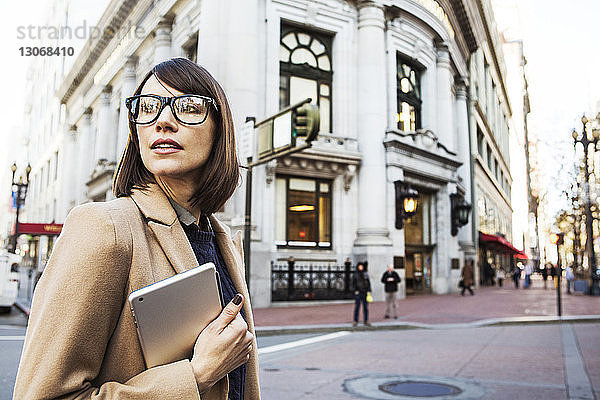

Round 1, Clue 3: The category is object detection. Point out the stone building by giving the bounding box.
[19,0,518,307]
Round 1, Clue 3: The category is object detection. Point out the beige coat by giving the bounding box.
[13,184,260,400]
[461,263,474,287]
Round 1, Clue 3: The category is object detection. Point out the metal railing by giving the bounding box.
[271,262,354,301]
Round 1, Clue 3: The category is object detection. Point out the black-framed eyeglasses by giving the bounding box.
[125,94,219,125]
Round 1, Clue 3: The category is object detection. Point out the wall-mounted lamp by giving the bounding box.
[395,181,419,229]
[450,192,472,236]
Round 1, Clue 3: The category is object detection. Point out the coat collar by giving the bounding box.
[130,183,178,226]
[129,184,243,285]
[130,184,196,274]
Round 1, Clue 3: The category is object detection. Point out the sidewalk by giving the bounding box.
[15,276,600,333]
[253,277,600,334]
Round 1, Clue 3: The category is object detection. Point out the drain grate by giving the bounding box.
[379,381,462,397]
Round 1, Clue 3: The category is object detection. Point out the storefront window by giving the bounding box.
[275,176,332,248]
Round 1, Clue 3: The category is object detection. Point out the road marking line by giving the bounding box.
[561,324,594,400]
[0,325,26,330]
[0,336,25,341]
[258,331,351,355]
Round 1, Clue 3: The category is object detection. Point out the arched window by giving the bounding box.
[280,24,333,133]
[397,55,422,131]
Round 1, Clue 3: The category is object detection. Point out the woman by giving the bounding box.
[352,262,371,327]
[460,260,474,296]
[14,58,260,399]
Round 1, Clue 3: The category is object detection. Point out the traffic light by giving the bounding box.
[293,103,320,142]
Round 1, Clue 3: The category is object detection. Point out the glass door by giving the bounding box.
[405,248,433,295]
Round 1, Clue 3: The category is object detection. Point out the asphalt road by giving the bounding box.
[0,306,27,400]
[257,324,599,400]
[3,307,598,400]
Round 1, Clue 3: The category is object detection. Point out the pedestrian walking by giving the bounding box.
[524,261,533,288]
[381,264,401,319]
[352,262,372,326]
[14,58,260,399]
[565,265,575,294]
[460,259,474,296]
[513,265,521,289]
[495,266,505,288]
[541,264,549,289]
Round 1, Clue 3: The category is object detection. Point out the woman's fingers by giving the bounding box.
[211,293,244,332]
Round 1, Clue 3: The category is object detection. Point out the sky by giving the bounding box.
[1,0,106,199]
[2,0,600,225]
[492,0,600,222]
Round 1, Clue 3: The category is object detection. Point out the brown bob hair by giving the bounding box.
[113,58,239,214]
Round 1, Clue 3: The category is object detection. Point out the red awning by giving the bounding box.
[18,223,63,236]
[479,232,526,257]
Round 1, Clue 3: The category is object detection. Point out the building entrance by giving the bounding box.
[403,190,435,295]
[405,245,434,295]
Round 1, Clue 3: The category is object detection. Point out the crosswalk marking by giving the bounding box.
[0,336,25,341]
[258,331,350,355]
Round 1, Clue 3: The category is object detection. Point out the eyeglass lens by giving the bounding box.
[131,95,210,124]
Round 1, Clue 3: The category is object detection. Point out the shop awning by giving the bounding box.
[479,232,527,257]
[17,223,63,236]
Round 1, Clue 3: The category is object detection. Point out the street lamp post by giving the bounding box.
[10,162,31,254]
[549,232,564,317]
[572,114,600,295]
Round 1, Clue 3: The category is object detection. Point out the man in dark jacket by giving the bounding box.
[381,264,401,318]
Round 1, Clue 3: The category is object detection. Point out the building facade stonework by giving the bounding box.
[19,0,518,307]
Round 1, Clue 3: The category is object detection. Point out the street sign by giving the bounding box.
[239,119,256,160]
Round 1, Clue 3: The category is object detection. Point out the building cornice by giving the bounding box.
[384,130,463,170]
[57,0,139,104]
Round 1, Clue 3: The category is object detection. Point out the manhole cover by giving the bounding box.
[379,381,462,397]
[343,375,488,399]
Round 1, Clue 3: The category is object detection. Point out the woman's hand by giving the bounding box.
[191,293,254,393]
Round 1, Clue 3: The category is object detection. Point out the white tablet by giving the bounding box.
[128,263,223,368]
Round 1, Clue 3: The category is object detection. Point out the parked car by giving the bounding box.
[0,252,21,313]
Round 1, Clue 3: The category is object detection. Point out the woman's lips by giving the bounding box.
[150,138,183,154]
[152,147,181,154]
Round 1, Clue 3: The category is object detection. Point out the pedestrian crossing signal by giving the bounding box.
[293,103,320,142]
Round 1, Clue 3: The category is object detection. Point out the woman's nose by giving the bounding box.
[155,104,178,132]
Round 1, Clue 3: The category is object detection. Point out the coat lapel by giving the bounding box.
[130,184,197,275]
[211,217,247,296]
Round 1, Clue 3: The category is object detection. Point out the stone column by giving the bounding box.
[455,81,474,248]
[436,43,454,153]
[434,184,451,294]
[154,16,173,65]
[220,0,263,300]
[117,57,138,160]
[354,0,392,301]
[59,125,78,219]
[77,108,93,203]
[95,86,113,163]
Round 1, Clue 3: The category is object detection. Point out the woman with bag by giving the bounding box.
[352,262,372,327]
[14,58,260,400]
[460,260,474,296]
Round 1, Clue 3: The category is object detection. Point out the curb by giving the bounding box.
[14,300,30,317]
[255,315,600,336]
